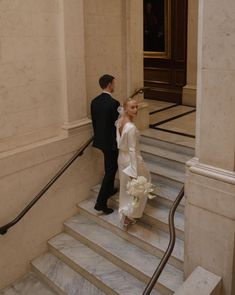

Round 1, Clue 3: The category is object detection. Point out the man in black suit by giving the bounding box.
[91,74,120,214]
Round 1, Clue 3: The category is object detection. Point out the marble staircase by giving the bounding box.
[0,129,194,295]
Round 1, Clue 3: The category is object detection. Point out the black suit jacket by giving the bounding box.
[91,93,120,151]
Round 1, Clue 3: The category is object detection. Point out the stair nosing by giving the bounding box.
[65,217,182,291]
[31,252,106,295]
[78,197,184,264]
[48,233,161,295]
[140,144,191,164]
[140,131,195,150]
[145,160,185,184]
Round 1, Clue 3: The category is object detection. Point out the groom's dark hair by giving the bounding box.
[99,74,115,89]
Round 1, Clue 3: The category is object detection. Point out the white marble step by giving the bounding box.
[64,214,184,295]
[77,197,184,269]
[47,233,161,295]
[110,195,184,240]
[0,273,56,295]
[149,105,195,126]
[143,203,184,240]
[91,175,185,214]
[140,142,192,164]
[31,252,105,295]
[149,174,185,213]
[140,128,195,151]
[143,154,185,184]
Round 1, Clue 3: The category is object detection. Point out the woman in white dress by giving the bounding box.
[116,98,151,227]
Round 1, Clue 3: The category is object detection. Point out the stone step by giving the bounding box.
[91,174,185,214]
[0,273,57,295]
[150,174,185,213]
[31,252,105,295]
[149,105,195,126]
[77,197,184,269]
[143,203,184,240]
[64,214,184,295]
[47,233,161,295]
[144,157,185,184]
[143,154,185,184]
[140,128,195,151]
[142,150,186,182]
[110,195,184,240]
[140,142,192,164]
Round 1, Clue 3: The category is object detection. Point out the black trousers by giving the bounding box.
[96,149,118,207]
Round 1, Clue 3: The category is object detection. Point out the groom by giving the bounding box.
[91,74,120,214]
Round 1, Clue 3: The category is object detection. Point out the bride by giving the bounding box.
[116,98,151,227]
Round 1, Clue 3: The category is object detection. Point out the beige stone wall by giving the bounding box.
[0,128,103,289]
[0,0,65,152]
[84,0,126,105]
[0,0,103,289]
[0,0,146,289]
[84,0,144,104]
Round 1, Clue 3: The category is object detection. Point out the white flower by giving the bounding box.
[126,176,156,208]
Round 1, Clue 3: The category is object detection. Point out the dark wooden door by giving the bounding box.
[144,0,188,103]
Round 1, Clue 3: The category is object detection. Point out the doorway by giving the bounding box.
[143,0,188,103]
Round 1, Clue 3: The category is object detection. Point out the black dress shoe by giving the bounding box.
[109,187,119,197]
[94,204,114,214]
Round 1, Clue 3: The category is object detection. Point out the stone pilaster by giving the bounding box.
[182,0,198,107]
[60,0,91,135]
[185,0,235,294]
[125,0,149,130]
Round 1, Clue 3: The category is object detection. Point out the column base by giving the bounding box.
[184,157,235,295]
[182,85,197,107]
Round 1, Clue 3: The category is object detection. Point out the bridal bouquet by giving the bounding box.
[126,176,156,208]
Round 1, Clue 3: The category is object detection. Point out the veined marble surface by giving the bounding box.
[140,142,192,164]
[109,194,184,241]
[141,128,195,148]
[32,252,106,295]
[145,99,176,113]
[0,273,56,295]
[160,112,196,136]
[150,105,195,125]
[78,197,184,266]
[144,157,185,183]
[144,202,185,232]
[48,233,160,295]
[64,214,183,292]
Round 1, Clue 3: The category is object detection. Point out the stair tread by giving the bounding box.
[144,202,185,232]
[32,252,105,295]
[64,214,184,293]
[140,143,191,164]
[0,273,56,295]
[145,159,185,183]
[109,194,184,234]
[150,175,185,206]
[91,178,185,209]
[78,197,184,262]
[141,128,195,149]
[48,233,160,295]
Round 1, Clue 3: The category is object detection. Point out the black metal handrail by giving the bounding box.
[0,136,94,235]
[142,187,185,295]
[129,86,151,98]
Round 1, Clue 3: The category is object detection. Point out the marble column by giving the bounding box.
[182,0,198,107]
[125,0,149,130]
[185,0,235,294]
[61,0,91,135]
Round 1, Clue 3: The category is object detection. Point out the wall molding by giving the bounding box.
[187,157,235,185]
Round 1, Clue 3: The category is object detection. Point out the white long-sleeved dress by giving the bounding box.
[117,122,150,219]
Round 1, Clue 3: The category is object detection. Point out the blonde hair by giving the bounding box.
[122,97,137,109]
